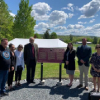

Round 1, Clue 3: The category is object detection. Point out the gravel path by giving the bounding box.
[1,79,93,100]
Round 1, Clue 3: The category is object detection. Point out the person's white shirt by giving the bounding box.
[15,50,24,71]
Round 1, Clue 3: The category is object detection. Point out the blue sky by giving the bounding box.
[5,0,100,36]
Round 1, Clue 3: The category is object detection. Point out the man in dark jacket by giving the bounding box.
[76,38,92,90]
[0,39,11,97]
[24,37,38,84]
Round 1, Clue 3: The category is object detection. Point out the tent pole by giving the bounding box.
[41,63,43,82]
[59,63,62,82]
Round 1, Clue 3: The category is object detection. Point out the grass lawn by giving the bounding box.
[21,44,96,80]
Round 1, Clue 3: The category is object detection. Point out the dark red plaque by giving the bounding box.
[37,48,65,63]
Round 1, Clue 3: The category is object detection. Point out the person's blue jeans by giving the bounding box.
[0,70,8,94]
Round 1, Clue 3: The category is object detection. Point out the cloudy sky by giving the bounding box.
[5,0,100,36]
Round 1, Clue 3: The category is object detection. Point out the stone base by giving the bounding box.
[56,81,62,86]
[39,80,45,85]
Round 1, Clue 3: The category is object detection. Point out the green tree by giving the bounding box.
[50,32,57,39]
[93,37,98,44]
[34,33,40,38]
[0,0,14,40]
[13,0,36,38]
[69,34,73,41]
[43,29,50,39]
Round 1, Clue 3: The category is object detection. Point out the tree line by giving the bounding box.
[0,0,99,44]
[0,0,57,41]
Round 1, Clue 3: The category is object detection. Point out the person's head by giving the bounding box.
[29,37,34,44]
[1,38,8,48]
[82,38,87,45]
[66,42,73,51]
[9,43,15,51]
[17,44,23,51]
[95,44,100,52]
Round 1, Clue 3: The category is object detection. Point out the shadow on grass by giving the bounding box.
[8,82,89,100]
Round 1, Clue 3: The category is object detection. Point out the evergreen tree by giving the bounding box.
[13,0,36,38]
[0,0,14,40]
[69,34,73,41]
[43,29,50,39]
[50,32,57,39]
[93,37,98,44]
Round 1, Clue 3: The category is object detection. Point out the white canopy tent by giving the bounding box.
[8,38,67,48]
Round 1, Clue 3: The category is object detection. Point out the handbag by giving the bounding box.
[17,65,23,71]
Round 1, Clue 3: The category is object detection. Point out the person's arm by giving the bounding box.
[76,47,81,60]
[24,45,27,64]
[82,47,92,62]
[22,52,25,70]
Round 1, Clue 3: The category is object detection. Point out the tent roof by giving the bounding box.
[8,38,67,48]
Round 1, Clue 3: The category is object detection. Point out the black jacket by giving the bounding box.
[0,45,11,70]
[76,45,92,67]
[10,52,16,71]
[63,50,76,70]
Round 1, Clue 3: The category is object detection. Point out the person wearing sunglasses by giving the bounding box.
[90,44,100,92]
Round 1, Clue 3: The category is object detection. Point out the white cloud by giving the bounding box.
[61,3,74,12]
[9,12,15,17]
[78,15,94,19]
[89,19,95,23]
[67,24,84,29]
[68,13,74,18]
[54,26,67,31]
[79,0,100,18]
[93,23,100,29]
[35,22,49,29]
[49,10,68,25]
[78,21,87,24]
[31,2,51,20]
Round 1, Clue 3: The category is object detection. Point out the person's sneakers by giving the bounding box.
[84,86,89,91]
[91,88,96,92]
[2,92,9,96]
[18,83,22,86]
[30,80,35,84]
[77,84,83,88]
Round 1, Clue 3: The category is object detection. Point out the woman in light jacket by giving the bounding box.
[15,44,24,86]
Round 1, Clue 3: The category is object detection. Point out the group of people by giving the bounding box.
[63,38,100,93]
[0,37,38,98]
[0,37,100,98]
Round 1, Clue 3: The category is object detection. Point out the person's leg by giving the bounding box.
[79,65,84,85]
[84,65,89,87]
[0,70,4,94]
[68,74,74,86]
[93,77,96,90]
[18,70,22,85]
[97,77,100,92]
[7,72,11,90]
[10,71,14,89]
[26,64,31,83]
[15,71,18,86]
[1,70,8,93]
[31,60,36,81]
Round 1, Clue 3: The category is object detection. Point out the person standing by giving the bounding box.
[90,44,100,92]
[0,39,11,97]
[8,44,16,91]
[15,45,24,86]
[24,37,38,84]
[76,38,92,90]
[64,43,76,87]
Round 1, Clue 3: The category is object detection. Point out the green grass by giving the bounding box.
[20,44,96,80]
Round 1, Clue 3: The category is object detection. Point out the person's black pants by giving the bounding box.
[26,60,36,82]
[8,71,14,86]
[15,69,22,82]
